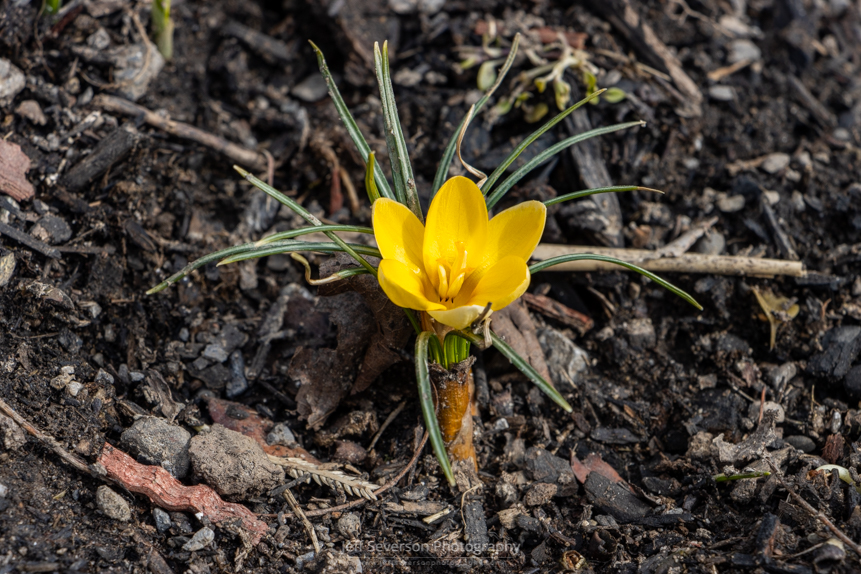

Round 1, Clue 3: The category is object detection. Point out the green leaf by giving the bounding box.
[151,0,173,60]
[364,152,380,204]
[529,253,702,310]
[374,42,421,220]
[415,332,455,487]
[146,240,382,295]
[218,241,381,266]
[543,185,662,207]
[255,224,373,246]
[485,120,645,209]
[490,332,572,412]
[603,87,627,104]
[234,167,377,276]
[309,41,395,202]
[481,90,604,195]
[432,34,521,198]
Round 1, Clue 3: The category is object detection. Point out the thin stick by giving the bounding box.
[94,94,267,170]
[283,488,321,554]
[531,244,805,277]
[0,397,92,476]
[303,430,429,518]
[367,401,406,452]
[765,459,861,561]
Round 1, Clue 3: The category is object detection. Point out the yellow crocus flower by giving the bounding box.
[373,176,547,329]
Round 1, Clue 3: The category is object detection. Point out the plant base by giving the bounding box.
[429,357,477,468]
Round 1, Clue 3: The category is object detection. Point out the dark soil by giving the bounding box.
[2,0,861,573]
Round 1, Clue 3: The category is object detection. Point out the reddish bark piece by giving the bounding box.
[522,292,594,335]
[205,397,320,464]
[571,452,627,487]
[0,139,35,201]
[821,434,844,464]
[98,443,268,545]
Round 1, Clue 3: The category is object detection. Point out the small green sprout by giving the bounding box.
[151,0,174,60]
[44,0,62,15]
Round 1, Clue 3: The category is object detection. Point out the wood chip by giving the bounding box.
[0,139,35,202]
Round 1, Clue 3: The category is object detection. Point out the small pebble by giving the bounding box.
[225,350,248,398]
[96,486,131,522]
[761,153,790,174]
[178,328,190,342]
[0,58,25,104]
[790,190,806,212]
[727,39,761,64]
[182,527,215,551]
[266,422,296,446]
[495,481,518,508]
[152,507,172,533]
[785,435,816,453]
[291,74,328,102]
[130,371,145,382]
[30,214,72,244]
[121,416,192,478]
[66,382,83,397]
[717,194,746,212]
[708,85,735,101]
[762,190,780,205]
[95,369,114,385]
[202,344,229,363]
[0,483,8,498]
[337,513,361,539]
[693,231,726,255]
[0,253,15,289]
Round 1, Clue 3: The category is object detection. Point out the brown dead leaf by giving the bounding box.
[491,298,552,383]
[0,139,35,201]
[522,292,593,335]
[570,452,628,487]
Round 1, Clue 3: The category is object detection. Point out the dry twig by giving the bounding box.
[283,487,321,554]
[94,94,267,170]
[531,244,805,278]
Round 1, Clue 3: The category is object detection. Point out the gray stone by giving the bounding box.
[188,424,284,497]
[708,85,735,101]
[767,362,797,390]
[626,318,656,351]
[0,413,27,451]
[95,369,115,385]
[693,231,726,255]
[195,363,231,389]
[151,507,171,533]
[201,344,229,363]
[761,153,790,174]
[727,39,761,64]
[0,59,25,105]
[225,350,248,398]
[717,194,746,212]
[183,527,214,551]
[337,513,361,539]
[537,327,589,387]
[111,43,165,102]
[0,253,15,289]
[0,483,8,498]
[121,416,191,478]
[808,326,861,379]
[785,435,816,453]
[266,422,296,446]
[96,486,131,522]
[58,329,83,354]
[291,74,328,102]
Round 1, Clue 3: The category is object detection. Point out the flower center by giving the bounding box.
[436,242,472,303]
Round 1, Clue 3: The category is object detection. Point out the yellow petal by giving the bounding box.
[459,200,546,297]
[377,260,444,312]
[429,305,487,330]
[423,176,487,288]
[372,198,425,272]
[465,255,530,312]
